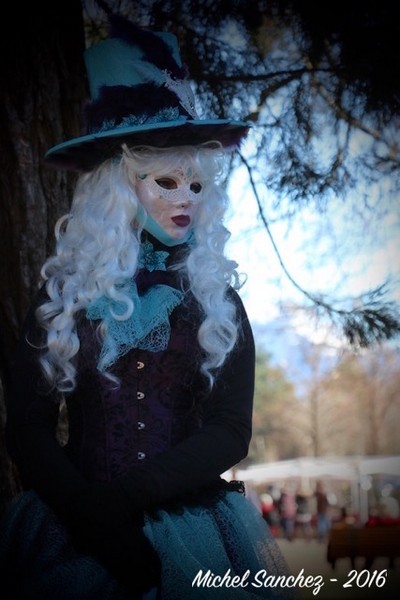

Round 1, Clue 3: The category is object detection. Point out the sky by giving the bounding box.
[224,161,400,349]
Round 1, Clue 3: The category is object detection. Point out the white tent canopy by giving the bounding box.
[235,455,400,484]
[234,455,400,522]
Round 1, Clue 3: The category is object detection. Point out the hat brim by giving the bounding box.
[44,118,251,171]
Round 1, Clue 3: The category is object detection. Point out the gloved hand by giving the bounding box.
[60,481,161,597]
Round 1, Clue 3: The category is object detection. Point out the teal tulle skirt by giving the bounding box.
[0,488,295,599]
[144,490,293,599]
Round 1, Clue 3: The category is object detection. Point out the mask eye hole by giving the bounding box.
[190,182,202,194]
[155,177,177,190]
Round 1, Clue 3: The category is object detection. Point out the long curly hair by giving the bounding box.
[36,143,242,392]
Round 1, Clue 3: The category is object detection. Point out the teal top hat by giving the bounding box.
[45,14,251,171]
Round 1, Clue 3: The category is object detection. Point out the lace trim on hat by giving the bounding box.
[94,107,186,134]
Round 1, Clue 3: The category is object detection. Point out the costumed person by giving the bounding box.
[0,14,295,600]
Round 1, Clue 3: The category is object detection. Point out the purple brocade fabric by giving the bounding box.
[66,279,207,482]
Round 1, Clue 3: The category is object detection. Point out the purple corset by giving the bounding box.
[65,298,207,482]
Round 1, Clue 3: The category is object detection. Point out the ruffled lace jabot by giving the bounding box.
[86,239,188,372]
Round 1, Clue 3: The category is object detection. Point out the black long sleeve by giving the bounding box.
[116,291,255,508]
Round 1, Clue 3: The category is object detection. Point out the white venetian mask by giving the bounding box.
[136,167,203,205]
[135,166,203,243]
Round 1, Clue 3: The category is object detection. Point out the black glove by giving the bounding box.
[60,482,161,598]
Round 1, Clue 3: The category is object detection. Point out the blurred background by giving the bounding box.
[1,1,399,596]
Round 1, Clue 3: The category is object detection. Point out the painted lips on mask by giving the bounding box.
[171,215,191,227]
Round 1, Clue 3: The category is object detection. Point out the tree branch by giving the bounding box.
[238,152,400,346]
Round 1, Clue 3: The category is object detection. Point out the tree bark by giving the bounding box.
[0,1,87,516]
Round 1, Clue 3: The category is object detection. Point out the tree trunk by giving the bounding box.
[0,1,87,517]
